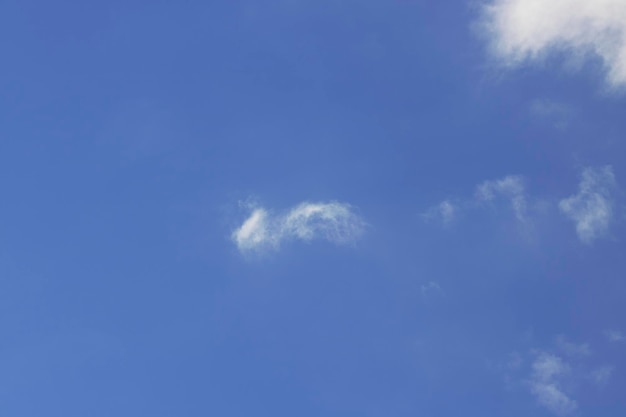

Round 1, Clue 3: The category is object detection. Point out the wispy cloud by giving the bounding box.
[421,200,457,226]
[425,168,623,246]
[423,175,531,228]
[476,175,528,222]
[232,201,365,254]
[559,166,617,244]
[501,335,616,415]
[529,352,578,415]
[479,0,626,90]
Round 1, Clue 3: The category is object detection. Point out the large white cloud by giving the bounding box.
[480,0,626,89]
[559,166,616,244]
[232,201,365,253]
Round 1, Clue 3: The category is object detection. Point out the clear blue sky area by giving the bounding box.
[0,1,625,416]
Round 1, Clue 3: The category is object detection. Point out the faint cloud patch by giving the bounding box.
[555,335,591,357]
[420,281,443,298]
[478,0,626,90]
[605,329,625,342]
[232,201,365,254]
[590,366,614,387]
[559,166,617,244]
[530,99,575,130]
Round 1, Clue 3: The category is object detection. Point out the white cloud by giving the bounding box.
[232,201,365,253]
[479,0,626,89]
[559,166,617,244]
[476,175,528,222]
[231,208,274,252]
[529,353,578,415]
[605,329,625,342]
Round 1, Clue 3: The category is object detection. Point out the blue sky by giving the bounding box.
[1,0,625,416]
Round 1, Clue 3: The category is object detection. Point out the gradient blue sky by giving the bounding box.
[1,1,625,416]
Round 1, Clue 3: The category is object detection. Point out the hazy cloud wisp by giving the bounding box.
[559,166,616,244]
[476,175,528,222]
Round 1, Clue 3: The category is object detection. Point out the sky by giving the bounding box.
[0,0,625,416]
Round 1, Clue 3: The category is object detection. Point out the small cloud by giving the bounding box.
[605,329,625,342]
[529,352,578,415]
[476,175,528,222]
[232,201,365,254]
[478,0,626,90]
[559,166,617,244]
[421,200,457,226]
[590,366,614,387]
